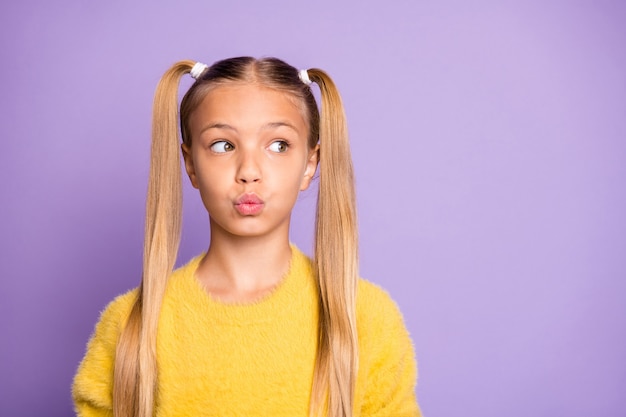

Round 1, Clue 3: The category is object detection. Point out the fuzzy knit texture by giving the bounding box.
[73,247,422,416]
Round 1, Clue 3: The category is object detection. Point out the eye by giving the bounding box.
[268,140,289,153]
[210,141,234,153]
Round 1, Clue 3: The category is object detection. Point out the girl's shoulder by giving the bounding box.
[90,288,139,344]
[356,278,405,321]
[94,255,202,329]
[356,278,412,347]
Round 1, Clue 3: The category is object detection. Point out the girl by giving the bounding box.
[73,57,421,417]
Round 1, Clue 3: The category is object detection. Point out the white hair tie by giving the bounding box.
[190,62,209,80]
[298,69,312,86]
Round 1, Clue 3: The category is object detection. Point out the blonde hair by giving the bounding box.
[113,58,359,417]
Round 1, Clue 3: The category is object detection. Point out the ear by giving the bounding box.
[300,144,319,191]
[181,143,199,189]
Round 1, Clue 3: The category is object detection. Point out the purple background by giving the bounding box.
[1,1,625,416]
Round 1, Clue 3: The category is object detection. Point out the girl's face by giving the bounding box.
[183,83,318,240]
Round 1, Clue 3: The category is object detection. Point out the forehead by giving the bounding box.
[189,83,308,131]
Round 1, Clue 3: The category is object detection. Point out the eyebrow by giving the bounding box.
[199,121,300,135]
[261,121,300,133]
[199,123,237,135]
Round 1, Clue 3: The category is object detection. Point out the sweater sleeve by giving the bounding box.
[72,290,137,417]
[358,281,423,417]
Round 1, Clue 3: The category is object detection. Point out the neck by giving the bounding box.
[195,223,293,302]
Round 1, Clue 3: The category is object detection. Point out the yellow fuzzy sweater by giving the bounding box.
[73,247,421,416]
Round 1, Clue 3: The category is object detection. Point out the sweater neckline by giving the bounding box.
[169,245,316,324]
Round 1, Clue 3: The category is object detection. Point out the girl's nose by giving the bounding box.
[236,151,262,184]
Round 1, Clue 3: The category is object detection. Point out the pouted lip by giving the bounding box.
[234,193,264,216]
[235,193,264,205]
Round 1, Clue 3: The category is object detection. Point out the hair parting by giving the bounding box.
[112,58,359,417]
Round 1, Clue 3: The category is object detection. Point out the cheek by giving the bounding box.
[278,158,307,183]
[193,165,229,202]
[280,163,311,202]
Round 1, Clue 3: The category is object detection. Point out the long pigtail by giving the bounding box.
[308,69,359,417]
[113,60,195,417]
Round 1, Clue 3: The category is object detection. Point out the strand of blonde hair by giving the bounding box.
[113,60,195,417]
[308,68,359,417]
